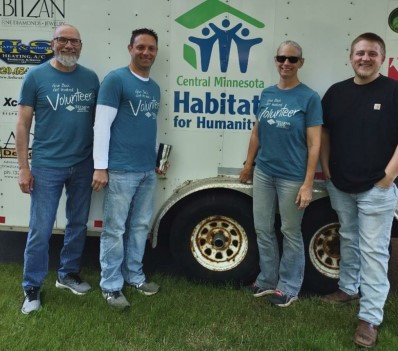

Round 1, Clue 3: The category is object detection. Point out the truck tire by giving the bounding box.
[170,192,259,283]
[302,199,340,294]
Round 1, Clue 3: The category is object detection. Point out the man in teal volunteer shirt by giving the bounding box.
[16,24,99,314]
[92,28,161,310]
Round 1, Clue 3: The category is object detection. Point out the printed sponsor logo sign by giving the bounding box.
[0,64,29,80]
[0,131,32,161]
[0,39,53,65]
[176,0,264,74]
[170,0,274,131]
[3,97,17,107]
[1,96,18,117]
[0,0,66,28]
[0,39,52,80]
[0,131,32,180]
[388,57,398,80]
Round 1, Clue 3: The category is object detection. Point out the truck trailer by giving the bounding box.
[1,0,398,294]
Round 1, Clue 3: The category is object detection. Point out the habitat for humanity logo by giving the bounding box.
[175,0,264,73]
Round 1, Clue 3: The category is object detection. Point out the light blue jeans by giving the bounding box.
[253,167,305,297]
[326,180,398,325]
[22,156,93,290]
[100,170,156,292]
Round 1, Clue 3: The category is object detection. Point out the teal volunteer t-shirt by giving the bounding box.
[19,61,99,167]
[255,83,323,181]
[97,67,161,172]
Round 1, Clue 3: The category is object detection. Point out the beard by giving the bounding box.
[354,69,372,79]
[353,63,380,81]
[54,51,80,67]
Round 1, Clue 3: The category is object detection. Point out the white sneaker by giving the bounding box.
[21,287,41,314]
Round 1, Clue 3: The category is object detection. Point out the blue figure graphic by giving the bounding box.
[187,19,263,73]
[234,28,263,73]
[188,27,218,72]
[209,19,242,72]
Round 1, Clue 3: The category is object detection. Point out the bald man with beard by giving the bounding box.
[16,24,99,314]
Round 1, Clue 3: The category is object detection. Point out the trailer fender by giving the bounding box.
[151,176,252,247]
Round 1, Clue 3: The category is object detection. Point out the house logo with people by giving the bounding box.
[175,0,265,73]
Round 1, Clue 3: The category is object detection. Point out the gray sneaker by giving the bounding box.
[21,287,41,315]
[269,290,298,307]
[133,281,160,296]
[245,283,275,297]
[102,291,130,310]
[55,273,91,295]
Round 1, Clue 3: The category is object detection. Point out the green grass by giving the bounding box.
[0,263,397,351]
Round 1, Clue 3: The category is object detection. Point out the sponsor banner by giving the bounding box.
[0,64,30,80]
[1,95,19,118]
[170,0,275,131]
[1,79,22,118]
[2,96,18,107]
[0,39,53,64]
[0,159,19,184]
[388,57,398,80]
[386,3,398,80]
[0,123,31,227]
[0,128,32,180]
[0,38,53,80]
[0,0,66,29]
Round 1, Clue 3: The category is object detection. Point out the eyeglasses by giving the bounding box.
[53,37,82,46]
[275,55,300,63]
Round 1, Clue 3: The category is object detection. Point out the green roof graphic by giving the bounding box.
[175,0,265,29]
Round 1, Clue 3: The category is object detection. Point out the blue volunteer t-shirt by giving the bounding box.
[19,61,99,167]
[255,83,323,181]
[97,67,161,172]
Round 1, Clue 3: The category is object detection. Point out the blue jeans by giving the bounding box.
[100,170,156,292]
[22,156,93,290]
[253,168,305,297]
[326,180,398,325]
